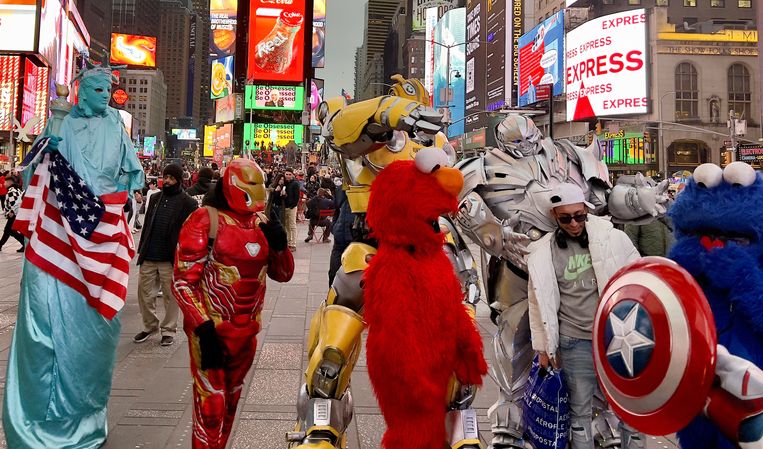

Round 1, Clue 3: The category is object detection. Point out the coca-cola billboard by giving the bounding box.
[248,0,306,83]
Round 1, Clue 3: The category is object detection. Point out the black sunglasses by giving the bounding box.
[558,213,587,224]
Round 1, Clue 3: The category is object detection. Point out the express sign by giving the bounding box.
[565,9,648,121]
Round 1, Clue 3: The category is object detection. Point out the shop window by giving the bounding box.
[675,62,699,120]
[728,63,751,117]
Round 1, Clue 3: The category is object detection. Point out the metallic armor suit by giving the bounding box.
[287,75,482,449]
[455,115,666,449]
[173,160,295,449]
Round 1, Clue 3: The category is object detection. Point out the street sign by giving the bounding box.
[534,84,552,103]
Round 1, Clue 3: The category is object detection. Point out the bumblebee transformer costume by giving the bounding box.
[455,115,667,448]
[287,75,482,449]
[172,159,295,449]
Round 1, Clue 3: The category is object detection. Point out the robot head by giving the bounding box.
[495,114,543,158]
[222,159,267,215]
[388,74,430,105]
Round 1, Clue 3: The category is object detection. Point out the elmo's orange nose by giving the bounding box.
[434,167,464,198]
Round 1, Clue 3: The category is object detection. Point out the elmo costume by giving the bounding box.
[364,148,488,449]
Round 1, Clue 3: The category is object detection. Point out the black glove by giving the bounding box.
[259,220,288,252]
[194,320,225,370]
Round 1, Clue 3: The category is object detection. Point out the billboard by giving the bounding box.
[566,9,648,121]
[216,95,235,123]
[0,0,37,52]
[21,59,49,136]
[211,55,234,99]
[464,0,487,132]
[518,10,564,107]
[172,128,198,140]
[244,123,304,150]
[248,0,306,83]
[0,56,20,132]
[424,6,438,102]
[312,0,326,68]
[509,0,523,103]
[210,0,237,58]
[143,135,157,157]
[485,0,506,111]
[411,0,457,33]
[37,0,62,66]
[204,125,216,157]
[309,78,324,126]
[434,8,466,138]
[245,85,305,110]
[110,33,157,68]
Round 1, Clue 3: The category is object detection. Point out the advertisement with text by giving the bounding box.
[312,0,326,68]
[210,0,237,58]
[517,10,564,107]
[245,85,305,110]
[565,9,648,121]
[244,123,304,150]
[211,55,235,99]
[248,0,306,83]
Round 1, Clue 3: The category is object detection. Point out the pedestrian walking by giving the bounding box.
[0,175,25,252]
[283,168,300,251]
[134,164,198,346]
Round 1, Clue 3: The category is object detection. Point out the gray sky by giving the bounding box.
[314,0,365,99]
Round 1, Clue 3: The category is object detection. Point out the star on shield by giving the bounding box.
[606,303,655,378]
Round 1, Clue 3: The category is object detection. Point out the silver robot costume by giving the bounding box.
[455,115,667,449]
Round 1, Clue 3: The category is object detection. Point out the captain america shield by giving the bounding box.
[593,256,717,436]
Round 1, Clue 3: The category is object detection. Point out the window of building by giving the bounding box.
[728,63,751,116]
[629,0,641,5]
[657,0,668,4]
[603,0,614,4]
[675,62,699,120]
[711,0,725,6]
[738,0,751,6]
[684,0,696,6]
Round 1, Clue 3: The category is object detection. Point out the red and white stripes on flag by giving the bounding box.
[14,154,135,320]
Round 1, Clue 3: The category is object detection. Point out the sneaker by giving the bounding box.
[133,330,156,343]
[160,335,174,346]
[304,235,313,243]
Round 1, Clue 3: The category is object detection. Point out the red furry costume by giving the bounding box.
[364,154,488,449]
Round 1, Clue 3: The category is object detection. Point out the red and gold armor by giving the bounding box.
[173,160,294,449]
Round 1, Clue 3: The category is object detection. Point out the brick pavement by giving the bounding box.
[0,220,678,448]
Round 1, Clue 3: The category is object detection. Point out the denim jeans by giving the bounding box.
[558,335,644,449]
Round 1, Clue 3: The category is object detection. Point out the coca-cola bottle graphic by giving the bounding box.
[255,10,304,74]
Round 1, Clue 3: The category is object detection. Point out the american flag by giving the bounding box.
[14,141,135,320]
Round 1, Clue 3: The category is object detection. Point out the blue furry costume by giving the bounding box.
[668,171,763,449]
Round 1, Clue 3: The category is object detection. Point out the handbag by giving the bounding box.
[522,354,570,449]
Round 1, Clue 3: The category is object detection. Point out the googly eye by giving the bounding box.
[415,147,450,174]
[692,163,723,188]
[722,161,756,187]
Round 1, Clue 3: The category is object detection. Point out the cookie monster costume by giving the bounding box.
[668,162,763,449]
[364,148,488,449]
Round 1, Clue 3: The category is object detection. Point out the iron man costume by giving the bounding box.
[173,159,294,449]
[287,75,482,449]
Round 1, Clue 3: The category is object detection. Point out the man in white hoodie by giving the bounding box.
[527,182,644,449]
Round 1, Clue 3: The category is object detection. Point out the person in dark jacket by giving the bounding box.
[328,186,355,286]
[283,168,301,251]
[624,218,675,257]
[134,164,198,346]
[0,175,25,252]
[185,167,215,205]
[304,188,335,243]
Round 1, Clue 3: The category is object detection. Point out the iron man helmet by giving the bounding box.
[222,159,267,214]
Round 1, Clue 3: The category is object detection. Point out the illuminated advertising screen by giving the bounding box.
[433,8,465,138]
[411,0,457,33]
[110,33,157,68]
[312,0,326,68]
[424,6,437,102]
[565,9,648,121]
[309,78,324,126]
[216,95,235,123]
[21,59,49,136]
[215,124,232,148]
[0,56,20,132]
[244,123,304,150]
[464,0,487,132]
[172,128,198,140]
[210,0,237,58]
[518,10,564,107]
[485,0,506,111]
[204,125,216,157]
[0,0,37,52]
[245,85,305,110]
[37,0,62,66]
[143,135,157,157]
[211,55,234,99]
[248,0,306,83]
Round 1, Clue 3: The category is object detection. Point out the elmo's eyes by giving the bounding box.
[723,161,756,187]
[415,147,450,174]
[693,164,723,189]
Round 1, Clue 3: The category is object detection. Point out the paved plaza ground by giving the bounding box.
[0,221,678,448]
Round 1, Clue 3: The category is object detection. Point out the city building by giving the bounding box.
[157,1,199,127]
[77,0,113,60]
[120,69,168,143]
[190,0,213,126]
[112,0,162,37]
[355,0,403,99]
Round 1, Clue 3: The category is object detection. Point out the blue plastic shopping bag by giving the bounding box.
[522,354,570,449]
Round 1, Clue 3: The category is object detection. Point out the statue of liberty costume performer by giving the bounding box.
[3,58,144,448]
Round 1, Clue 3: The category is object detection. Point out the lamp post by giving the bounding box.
[658,91,676,179]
